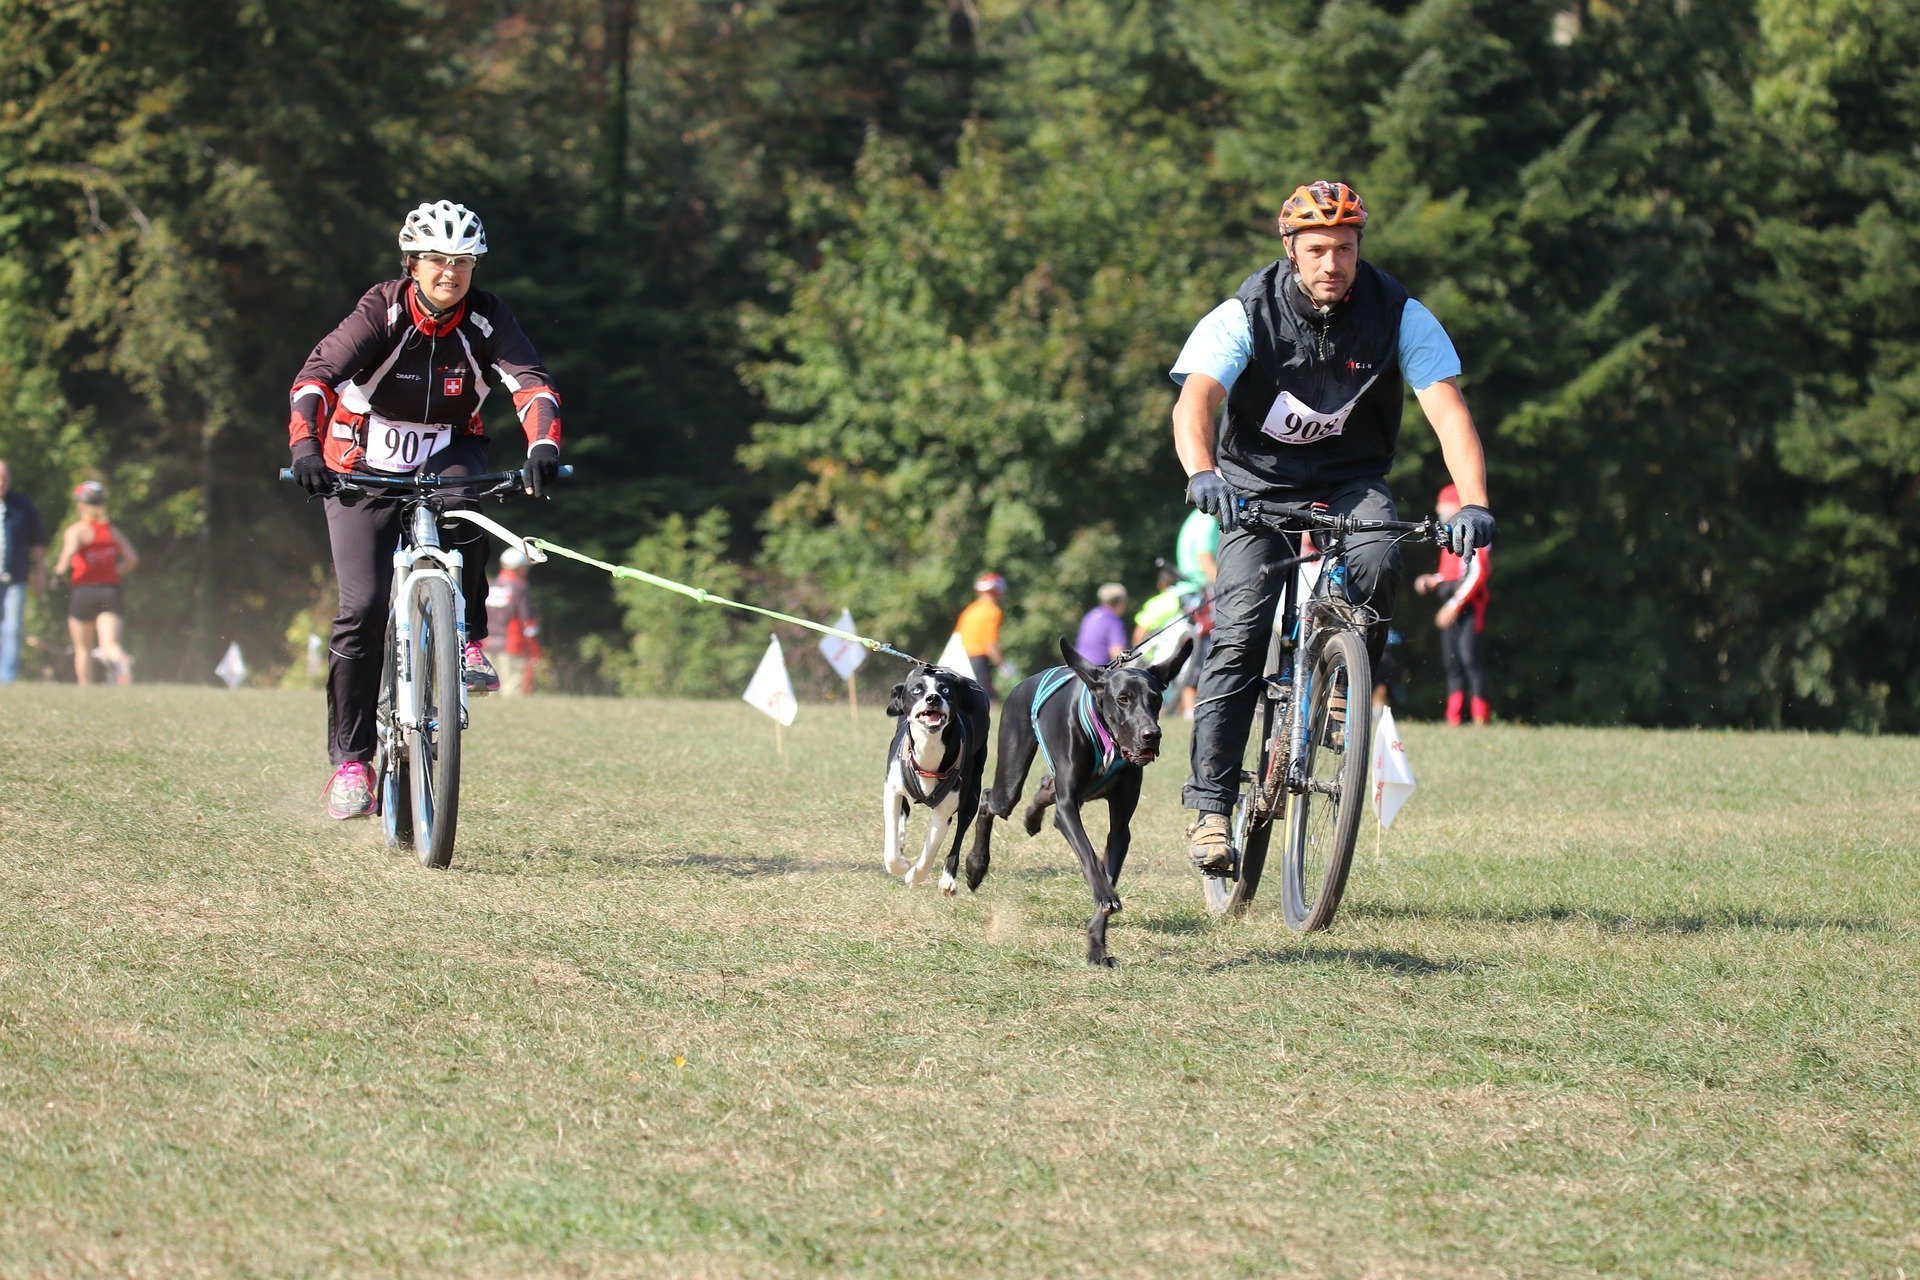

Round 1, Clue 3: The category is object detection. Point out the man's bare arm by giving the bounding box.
[1414,377,1488,507]
[1172,374,1227,477]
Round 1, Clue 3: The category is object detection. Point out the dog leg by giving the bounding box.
[905,799,953,889]
[964,802,996,892]
[1054,796,1122,968]
[882,774,911,878]
[1021,775,1055,836]
[942,775,984,896]
[1101,771,1142,885]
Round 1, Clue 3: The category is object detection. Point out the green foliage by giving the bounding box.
[743,4,1228,667]
[4,0,1917,727]
[601,509,762,697]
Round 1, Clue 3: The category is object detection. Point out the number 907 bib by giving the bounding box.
[364,414,451,473]
[1258,376,1381,447]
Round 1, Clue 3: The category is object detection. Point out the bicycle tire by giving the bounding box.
[1205,694,1277,919]
[1278,629,1370,933]
[376,615,414,849]
[408,575,462,869]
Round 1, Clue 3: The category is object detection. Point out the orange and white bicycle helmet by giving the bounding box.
[398,200,488,257]
[1277,181,1369,236]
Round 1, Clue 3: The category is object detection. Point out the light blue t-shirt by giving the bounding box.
[1170,296,1461,394]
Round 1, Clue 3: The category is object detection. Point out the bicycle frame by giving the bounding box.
[1249,504,1429,820]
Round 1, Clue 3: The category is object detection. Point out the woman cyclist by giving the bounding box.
[52,480,138,684]
[286,200,564,820]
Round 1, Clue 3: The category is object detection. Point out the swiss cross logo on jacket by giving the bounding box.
[442,374,466,397]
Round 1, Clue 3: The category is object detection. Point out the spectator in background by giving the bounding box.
[1133,561,1201,716]
[1372,627,1406,714]
[52,480,138,685]
[1074,582,1130,665]
[484,546,540,696]
[1414,483,1492,724]
[1175,505,1220,589]
[956,572,1006,699]
[0,459,48,684]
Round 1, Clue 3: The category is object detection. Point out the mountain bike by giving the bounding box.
[281,464,567,868]
[1201,499,1446,930]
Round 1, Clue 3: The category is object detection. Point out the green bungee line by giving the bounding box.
[526,537,926,665]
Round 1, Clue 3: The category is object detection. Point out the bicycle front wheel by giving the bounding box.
[407,575,463,869]
[1278,629,1370,933]
[376,613,414,850]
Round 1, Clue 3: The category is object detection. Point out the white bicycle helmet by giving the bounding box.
[397,200,488,257]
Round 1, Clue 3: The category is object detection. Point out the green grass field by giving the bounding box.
[2,686,1916,1278]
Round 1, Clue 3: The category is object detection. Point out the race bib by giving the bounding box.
[1257,376,1380,446]
[363,415,450,474]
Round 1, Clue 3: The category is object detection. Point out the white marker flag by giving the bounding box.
[818,609,867,681]
[936,630,972,674]
[215,642,247,690]
[1371,706,1416,828]
[743,635,798,726]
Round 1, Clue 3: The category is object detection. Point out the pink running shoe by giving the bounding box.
[325,761,376,820]
[462,641,501,694]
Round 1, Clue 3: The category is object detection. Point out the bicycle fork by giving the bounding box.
[391,507,471,737]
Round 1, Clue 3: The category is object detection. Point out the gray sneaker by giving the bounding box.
[1186,812,1236,875]
[325,762,375,820]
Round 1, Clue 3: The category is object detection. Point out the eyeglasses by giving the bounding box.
[416,252,477,270]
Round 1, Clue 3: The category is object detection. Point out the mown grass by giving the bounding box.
[1,686,1916,1278]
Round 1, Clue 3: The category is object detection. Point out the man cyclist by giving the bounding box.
[1170,180,1496,872]
[287,200,563,820]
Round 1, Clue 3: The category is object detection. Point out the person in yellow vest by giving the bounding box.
[954,572,1006,698]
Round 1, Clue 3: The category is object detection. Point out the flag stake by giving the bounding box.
[849,673,858,723]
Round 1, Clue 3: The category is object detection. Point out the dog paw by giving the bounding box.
[938,872,957,896]
[882,855,909,877]
[1100,897,1122,914]
[1087,953,1118,969]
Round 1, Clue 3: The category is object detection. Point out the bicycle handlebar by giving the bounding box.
[1239,499,1442,542]
[277,465,573,492]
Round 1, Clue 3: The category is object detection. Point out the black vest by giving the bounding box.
[1218,259,1409,497]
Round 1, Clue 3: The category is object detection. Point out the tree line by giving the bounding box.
[2,0,1914,729]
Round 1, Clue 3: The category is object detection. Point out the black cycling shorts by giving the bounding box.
[68,584,124,623]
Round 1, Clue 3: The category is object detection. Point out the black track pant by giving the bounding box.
[323,438,491,766]
[1440,617,1488,702]
[1184,477,1401,816]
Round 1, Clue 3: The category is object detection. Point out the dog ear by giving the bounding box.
[886,682,909,717]
[1060,636,1103,686]
[1147,636,1194,691]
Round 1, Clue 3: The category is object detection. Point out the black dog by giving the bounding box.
[964,636,1194,967]
[882,664,992,892]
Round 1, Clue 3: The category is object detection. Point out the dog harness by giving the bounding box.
[1030,667,1125,799]
[900,723,968,807]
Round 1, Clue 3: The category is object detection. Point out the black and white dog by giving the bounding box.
[883,664,992,892]
[964,636,1193,967]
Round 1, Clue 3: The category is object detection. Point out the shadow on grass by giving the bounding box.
[1347,901,1892,936]
[1205,947,1478,976]
[461,847,856,879]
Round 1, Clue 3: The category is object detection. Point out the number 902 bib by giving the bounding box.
[364,414,451,473]
[1258,377,1381,447]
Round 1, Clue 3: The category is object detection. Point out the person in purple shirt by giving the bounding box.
[1074,583,1130,665]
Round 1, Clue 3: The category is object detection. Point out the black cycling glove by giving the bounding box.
[524,441,560,499]
[290,454,335,497]
[1186,469,1242,532]
[1445,504,1497,556]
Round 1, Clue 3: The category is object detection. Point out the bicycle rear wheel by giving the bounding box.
[376,615,414,849]
[1205,694,1277,919]
[1278,629,1370,933]
[407,576,462,869]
